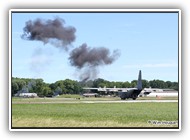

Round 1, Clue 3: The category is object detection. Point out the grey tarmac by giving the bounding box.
[12,100,178,104]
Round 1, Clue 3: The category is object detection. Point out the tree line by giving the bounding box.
[12,77,178,97]
[12,77,83,97]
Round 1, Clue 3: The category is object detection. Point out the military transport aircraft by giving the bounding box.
[83,70,143,100]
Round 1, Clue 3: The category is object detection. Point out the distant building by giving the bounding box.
[143,88,177,93]
[145,92,178,97]
[139,88,178,97]
[15,93,38,98]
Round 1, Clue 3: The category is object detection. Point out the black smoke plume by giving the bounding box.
[21,18,76,51]
[69,43,120,81]
[21,18,121,81]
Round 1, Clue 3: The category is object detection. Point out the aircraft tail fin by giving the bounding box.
[137,70,142,90]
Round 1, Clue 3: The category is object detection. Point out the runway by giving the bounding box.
[13,99,178,104]
[81,100,178,103]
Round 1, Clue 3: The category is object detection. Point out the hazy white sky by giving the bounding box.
[11,11,179,83]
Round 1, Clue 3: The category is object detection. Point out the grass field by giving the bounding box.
[12,99,178,128]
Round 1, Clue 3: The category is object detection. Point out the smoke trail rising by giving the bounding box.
[69,43,120,81]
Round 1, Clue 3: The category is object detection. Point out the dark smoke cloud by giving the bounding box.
[69,43,120,81]
[21,18,121,81]
[21,18,76,50]
[69,43,120,68]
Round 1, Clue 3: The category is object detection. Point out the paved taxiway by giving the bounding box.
[13,100,178,104]
[81,100,178,103]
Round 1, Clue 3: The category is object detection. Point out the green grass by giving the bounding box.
[12,102,178,128]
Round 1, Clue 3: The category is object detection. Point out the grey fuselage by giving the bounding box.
[119,88,142,100]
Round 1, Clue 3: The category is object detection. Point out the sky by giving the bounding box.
[11,11,179,83]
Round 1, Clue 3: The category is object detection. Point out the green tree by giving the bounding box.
[142,79,150,88]
[41,86,52,97]
[171,82,178,91]
[32,79,44,94]
[54,80,66,94]
[149,80,167,89]
[166,81,172,88]
[115,82,123,88]
[12,80,19,96]
[122,81,131,88]
[63,79,74,94]
[54,86,62,95]
[93,78,105,88]
[131,80,137,88]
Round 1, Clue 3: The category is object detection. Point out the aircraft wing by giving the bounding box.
[83,87,107,92]
[83,87,137,92]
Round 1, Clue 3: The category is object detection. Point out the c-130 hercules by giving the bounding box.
[119,70,142,100]
[83,70,143,100]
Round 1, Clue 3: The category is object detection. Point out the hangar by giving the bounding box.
[140,88,178,97]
